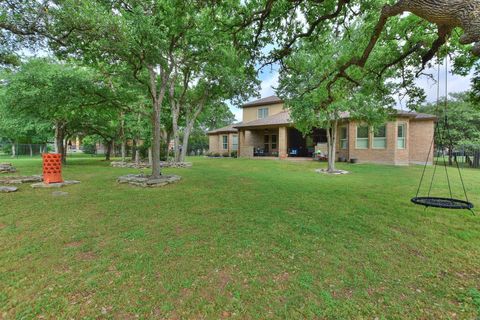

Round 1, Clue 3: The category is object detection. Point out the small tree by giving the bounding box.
[1,59,114,163]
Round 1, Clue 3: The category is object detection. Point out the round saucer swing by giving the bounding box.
[411,53,474,214]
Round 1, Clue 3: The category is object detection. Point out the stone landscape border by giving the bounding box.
[315,169,350,175]
[0,163,16,174]
[111,161,192,169]
[117,174,181,188]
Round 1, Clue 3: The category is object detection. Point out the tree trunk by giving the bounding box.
[180,129,189,162]
[148,65,168,178]
[448,145,453,166]
[179,97,207,162]
[169,79,182,163]
[165,131,171,162]
[55,122,66,164]
[132,139,137,162]
[63,137,69,163]
[11,140,16,158]
[105,140,113,161]
[173,124,181,162]
[120,112,126,162]
[29,144,33,157]
[135,139,141,165]
[121,140,126,162]
[326,120,338,173]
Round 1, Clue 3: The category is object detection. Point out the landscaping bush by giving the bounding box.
[230,150,237,158]
[1,143,12,155]
[213,152,220,157]
[222,152,230,157]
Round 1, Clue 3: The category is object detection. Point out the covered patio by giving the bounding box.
[237,124,328,159]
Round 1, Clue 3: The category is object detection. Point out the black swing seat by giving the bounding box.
[411,196,474,210]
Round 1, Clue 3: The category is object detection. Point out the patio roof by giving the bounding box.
[207,123,240,135]
[234,111,291,128]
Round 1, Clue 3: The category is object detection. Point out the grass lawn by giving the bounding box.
[1,155,479,319]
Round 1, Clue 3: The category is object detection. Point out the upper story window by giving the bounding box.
[356,125,369,149]
[397,123,406,149]
[373,125,387,149]
[339,126,348,149]
[258,107,269,119]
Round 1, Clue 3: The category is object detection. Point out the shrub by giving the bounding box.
[213,152,221,157]
[230,150,238,158]
[81,137,97,155]
[1,143,12,155]
[222,152,230,157]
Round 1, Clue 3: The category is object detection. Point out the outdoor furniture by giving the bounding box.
[254,148,265,156]
[314,150,328,161]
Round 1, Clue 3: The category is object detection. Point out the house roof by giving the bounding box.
[234,111,291,128]
[339,110,436,120]
[241,95,283,108]
[207,123,240,135]
[233,109,435,130]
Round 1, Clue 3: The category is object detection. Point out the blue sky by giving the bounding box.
[231,63,473,122]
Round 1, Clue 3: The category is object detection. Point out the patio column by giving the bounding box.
[279,126,288,159]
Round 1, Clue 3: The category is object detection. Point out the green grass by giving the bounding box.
[1,156,480,319]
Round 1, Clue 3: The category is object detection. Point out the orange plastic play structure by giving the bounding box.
[42,153,63,184]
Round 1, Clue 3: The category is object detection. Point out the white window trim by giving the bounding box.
[232,135,238,150]
[222,135,228,150]
[372,125,387,149]
[397,123,407,149]
[257,107,269,119]
[356,125,369,149]
[339,126,348,150]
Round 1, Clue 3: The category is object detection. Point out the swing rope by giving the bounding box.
[411,46,474,212]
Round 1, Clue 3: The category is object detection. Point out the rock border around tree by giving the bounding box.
[315,168,350,175]
[0,186,18,193]
[117,174,181,188]
[31,180,81,188]
[0,175,43,184]
[0,163,17,174]
[111,161,192,169]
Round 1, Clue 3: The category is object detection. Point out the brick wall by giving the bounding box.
[208,133,238,155]
[409,120,434,165]
[208,135,219,154]
[347,121,393,164]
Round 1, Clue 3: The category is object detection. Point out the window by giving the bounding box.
[373,125,387,149]
[222,135,228,150]
[339,126,348,149]
[398,123,406,149]
[264,134,269,152]
[356,125,369,149]
[271,135,277,149]
[258,107,269,119]
[232,135,238,150]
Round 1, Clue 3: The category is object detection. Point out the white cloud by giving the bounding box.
[259,70,279,98]
[398,62,473,109]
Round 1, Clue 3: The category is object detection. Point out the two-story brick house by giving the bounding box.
[208,96,435,165]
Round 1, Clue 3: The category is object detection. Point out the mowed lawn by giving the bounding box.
[1,156,479,319]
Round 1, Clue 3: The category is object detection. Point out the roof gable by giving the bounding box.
[241,95,283,108]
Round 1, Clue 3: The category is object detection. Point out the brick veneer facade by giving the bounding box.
[208,96,435,165]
